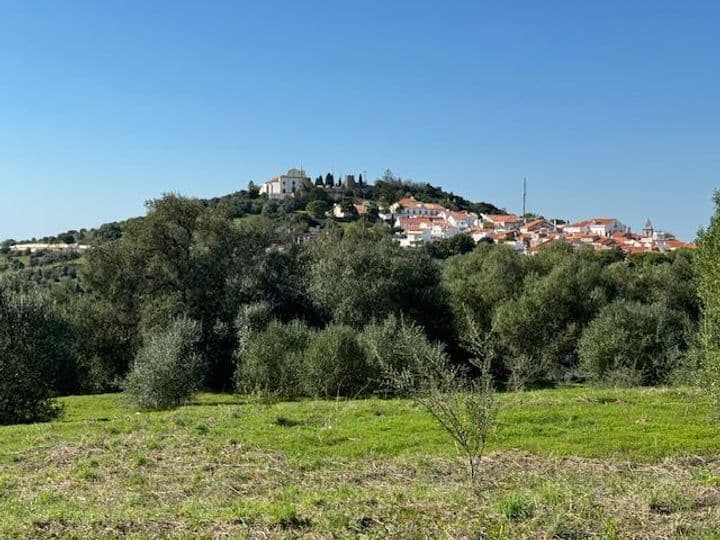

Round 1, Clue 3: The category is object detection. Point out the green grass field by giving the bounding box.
[1,387,720,538]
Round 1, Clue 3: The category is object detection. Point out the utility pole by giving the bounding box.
[522,177,527,217]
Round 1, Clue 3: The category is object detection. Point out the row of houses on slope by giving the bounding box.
[392,197,695,254]
[255,171,695,255]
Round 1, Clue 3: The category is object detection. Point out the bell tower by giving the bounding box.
[643,219,654,238]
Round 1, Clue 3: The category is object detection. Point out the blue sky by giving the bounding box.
[1,1,718,240]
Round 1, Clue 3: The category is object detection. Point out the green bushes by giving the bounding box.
[578,301,686,385]
[359,314,432,394]
[306,234,446,333]
[0,282,73,424]
[123,317,205,410]
[236,320,311,399]
[441,241,700,390]
[302,324,370,397]
[697,191,720,405]
[0,190,707,407]
[236,318,422,399]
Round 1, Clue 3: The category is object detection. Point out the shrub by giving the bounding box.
[63,295,139,393]
[301,323,370,397]
[0,283,73,424]
[306,235,446,333]
[359,314,429,395]
[376,318,496,481]
[233,301,274,391]
[578,301,686,385]
[236,319,311,399]
[697,191,720,407]
[235,302,274,358]
[123,317,204,410]
[305,200,330,220]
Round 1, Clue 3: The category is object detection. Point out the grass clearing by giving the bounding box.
[1,386,719,537]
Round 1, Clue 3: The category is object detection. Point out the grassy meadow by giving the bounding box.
[1,386,720,538]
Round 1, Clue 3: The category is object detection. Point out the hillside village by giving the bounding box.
[3,168,695,258]
[389,197,695,254]
[259,169,696,255]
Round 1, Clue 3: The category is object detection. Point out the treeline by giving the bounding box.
[0,192,701,424]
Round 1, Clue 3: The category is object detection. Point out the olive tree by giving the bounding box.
[369,317,496,481]
[0,281,73,424]
[123,317,204,410]
[578,301,686,386]
[697,191,720,405]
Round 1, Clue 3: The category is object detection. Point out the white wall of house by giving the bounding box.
[397,229,431,247]
[259,169,308,200]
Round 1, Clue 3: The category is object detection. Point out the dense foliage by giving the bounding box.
[0,277,74,424]
[443,242,698,388]
[0,185,704,422]
[697,190,720,405]
[579,301,685,385]
[123,317,205,410]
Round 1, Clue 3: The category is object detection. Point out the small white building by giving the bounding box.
[9,242,89,253]
[430,221,459,240]
[438,210,478,231]
[390,197,444,217]
[562,218,626,237]
[479,213,522,230]
[588,218,627,236]
[520,219,557,235]
[259,169,309,200]
[396,228,432,248]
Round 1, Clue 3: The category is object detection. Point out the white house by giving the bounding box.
[259,168,309,200]
[561,221,591,235]
[438,210,477,231]
[471,228,496,243]
[390,197,444,217]
[588,218,626,236]
[520,219,557,235]
[397,227,432,248]
[562,218,626,237]
[479,213,521,230]
[430,220,459,240]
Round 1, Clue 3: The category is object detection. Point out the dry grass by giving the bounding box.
[4,448,720,538]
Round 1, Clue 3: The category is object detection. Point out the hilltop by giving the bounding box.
[0,170,501,278]
[0,168,695,284]
[3,170,501,248]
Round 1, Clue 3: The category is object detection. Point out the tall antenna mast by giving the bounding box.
[522,177,527,216]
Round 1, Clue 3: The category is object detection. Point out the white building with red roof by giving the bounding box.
[390,197,444,217]
[479,213,522,230]
[561,218,627,237]
[437,210,478,231]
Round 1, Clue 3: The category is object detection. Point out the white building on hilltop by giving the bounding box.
[259,168,309,200]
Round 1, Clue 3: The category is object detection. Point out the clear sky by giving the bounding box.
[1,1,718,241]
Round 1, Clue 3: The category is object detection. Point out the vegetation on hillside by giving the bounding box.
[0,185,704,423]
[1,184,719,537]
